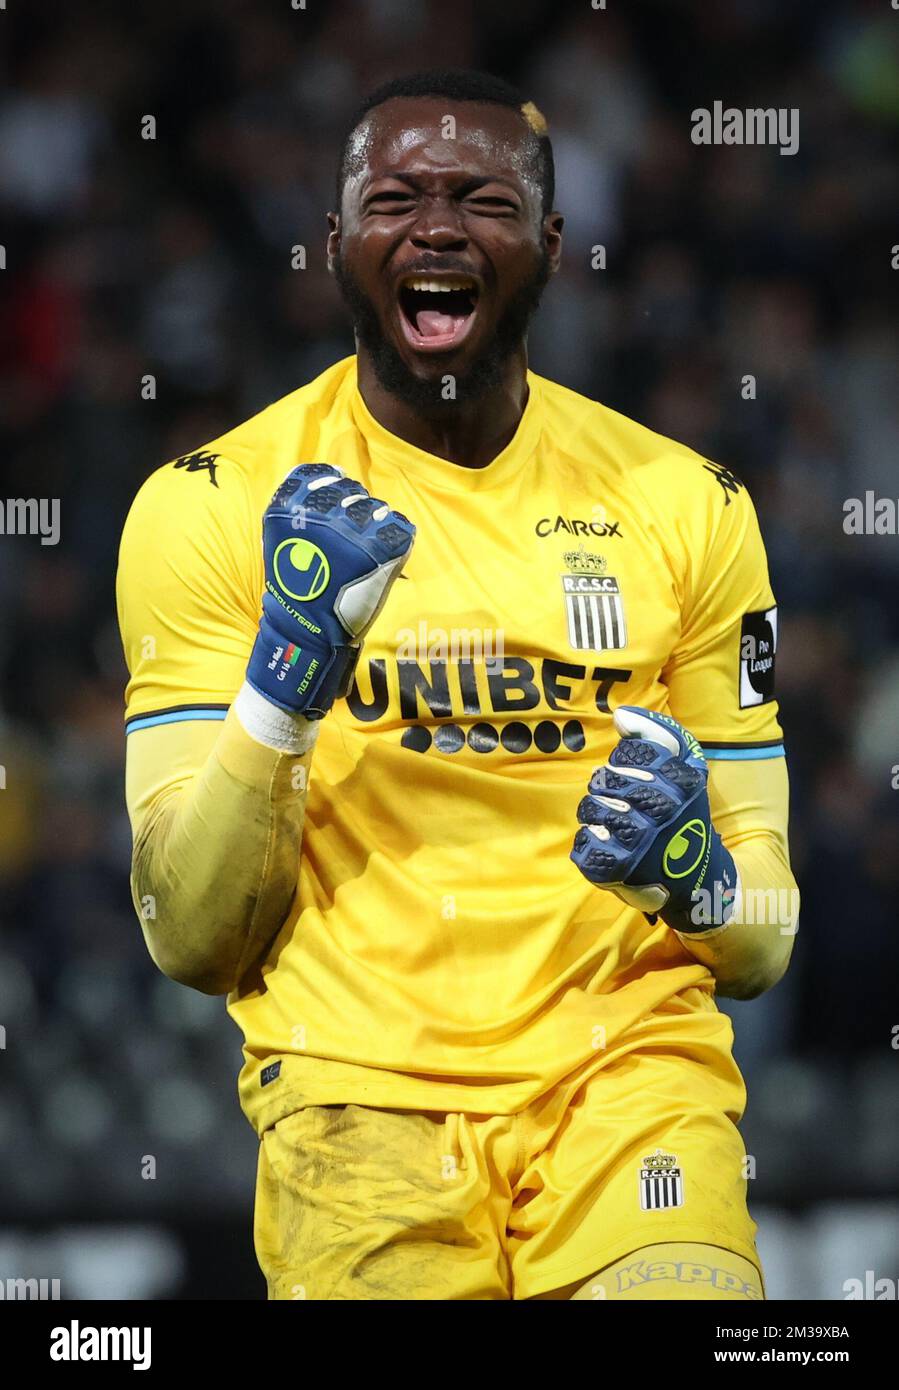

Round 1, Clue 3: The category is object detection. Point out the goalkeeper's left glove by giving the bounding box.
[570,706,738,934]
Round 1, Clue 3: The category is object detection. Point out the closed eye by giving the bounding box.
[464,195,519,214]
[466,195,516,208]
[364,191,416,213]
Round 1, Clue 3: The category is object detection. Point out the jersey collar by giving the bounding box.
[348,364,542,493]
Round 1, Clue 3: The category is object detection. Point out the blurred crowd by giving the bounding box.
[1,0,898,1238]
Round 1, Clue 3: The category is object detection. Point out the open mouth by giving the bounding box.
[397,274,480,352]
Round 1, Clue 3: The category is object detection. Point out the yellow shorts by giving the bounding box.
[254,1011,761,1300]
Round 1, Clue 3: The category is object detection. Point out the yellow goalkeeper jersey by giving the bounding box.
[118,356,785,1131]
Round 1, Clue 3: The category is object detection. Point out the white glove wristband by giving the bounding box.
[234,681,321,755]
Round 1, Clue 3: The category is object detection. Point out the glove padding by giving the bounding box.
[570,706,737,933]
[246,464,414,718]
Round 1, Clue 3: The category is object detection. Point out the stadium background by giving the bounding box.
[0,0,897,1299]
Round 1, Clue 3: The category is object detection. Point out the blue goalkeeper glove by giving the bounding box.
[570,706,738,933]
[246,464,415,719]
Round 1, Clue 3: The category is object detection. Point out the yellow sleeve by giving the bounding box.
[117,451,309,994]
[116,451,262,733]
[636,456,796,995]
[678,747,798,999]
[125,713,312,995]
[659,460,783,759]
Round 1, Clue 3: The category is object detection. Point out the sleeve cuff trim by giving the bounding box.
[703,741,785,760]
[125,703,230,734]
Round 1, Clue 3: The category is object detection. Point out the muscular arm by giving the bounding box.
[574,459,799,999]
[118,457,412,996]
[126,701,315,996]
[677,756,798,1000]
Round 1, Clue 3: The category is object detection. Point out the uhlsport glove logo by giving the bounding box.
[246,463,415,718]
[273,539,331,602]
[570,705,737,933]
[662,819,708,879]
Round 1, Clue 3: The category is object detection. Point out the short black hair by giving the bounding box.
[336,68,555,218]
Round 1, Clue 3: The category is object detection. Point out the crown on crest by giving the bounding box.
[642,1150,678,1171]
[563,545,607,575]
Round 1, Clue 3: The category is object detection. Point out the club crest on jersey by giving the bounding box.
[639,1150,685,1211]
[561,547,627,652]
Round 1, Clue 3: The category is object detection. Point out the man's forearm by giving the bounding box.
[122,465,413,997]
[129,705,314,995]
[676,833,799,1000]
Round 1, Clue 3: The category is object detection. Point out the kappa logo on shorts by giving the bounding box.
[562,547,627,652]
[639,1149,685,1211]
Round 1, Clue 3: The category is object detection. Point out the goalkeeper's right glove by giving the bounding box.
[245,464,415,719]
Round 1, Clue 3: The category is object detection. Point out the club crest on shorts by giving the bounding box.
[561,547,627,652]
[639,1150,684,1211]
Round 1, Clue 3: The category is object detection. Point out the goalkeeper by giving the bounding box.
[117,69,798,1302]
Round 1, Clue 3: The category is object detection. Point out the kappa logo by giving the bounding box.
[615,1258,760,1299]
[173,450,220,487]
[704,459,743,506]
[562,547,627,652]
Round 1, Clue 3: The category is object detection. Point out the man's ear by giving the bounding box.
[326,212,341,274]
[544,211,564,275]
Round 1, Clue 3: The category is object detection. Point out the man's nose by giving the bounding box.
[410,205,468,253]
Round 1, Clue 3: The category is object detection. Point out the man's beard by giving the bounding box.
[333,252,550,414]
